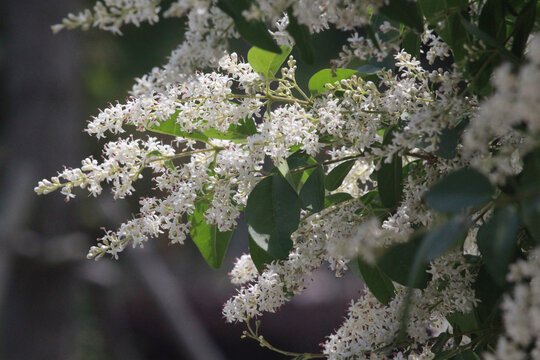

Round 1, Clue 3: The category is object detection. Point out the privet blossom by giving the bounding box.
[36,1,540,359]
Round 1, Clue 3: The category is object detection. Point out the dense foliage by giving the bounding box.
[36,1,539,359]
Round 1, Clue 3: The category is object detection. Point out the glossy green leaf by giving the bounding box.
[217,0,280,53]
[449,350,481,360]
[355,258,396,305]
[189,198,233,268]
[438,13,469,63]
[519,147,540,243]
[379,216,470,289]
[146,111,256,144]
[407,216,469,290]
[324,192,354,208]
[435,118,469,159]
[459,15,519,64]
[286,8,314,64]
[245,175,302,259]
[275,157,297,191]
[378,235,429,288]
[248,45,292,78]
[324,159,356,191]
[446,311,481,334]
[419,215,470,262]
[424,168,495,213]
[477,206,519,285]
[431,332,451,354]
[418,0,468,23]
[402,32,421,58]
[249,234,277,273]
[512,0,537,59]
[286,152,317,190]
[234,117,258,136]
[479,0,506,42]
[377,127,403,210]
[379,0,424,33]
[308,68,358,96]
[299,166,325,212]
[146,112,209,142]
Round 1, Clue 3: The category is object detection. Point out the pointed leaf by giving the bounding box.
[248,45,292,78]
[379,0,424,33]
[355,258,396,305]
[325,159,356,191]
[435,118,469,159]
[511,0,537,58]
[477,206,519,286]
[217,0,280,53]
[299,165,325,212]
[189,199,233,268]
[377,127,403,210]
[378,235,429,288]
[286,8,314,64]
[324,192,354,208]
[519,147,540,243]
[245,175,302,259]
[424,168,495,213]
[249,234,277,273]
[308,68,358,96]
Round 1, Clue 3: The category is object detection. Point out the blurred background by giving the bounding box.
[0,1,364,359]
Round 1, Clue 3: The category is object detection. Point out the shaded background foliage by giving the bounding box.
[0,1,361,359]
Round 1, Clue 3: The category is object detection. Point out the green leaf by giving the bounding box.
[424,168,495,213]
[479,0,506,43]
[299,165,325,212]
[146,112,210,142]
[286,8,314,64]
[217,0,280,53]
[378,235,429,288]
[409,216,469,289]
[325,159,356,191]
[248,45,292,78]
[189,198,233,268]
[286,152,317,190]
[146,112,257,144]
[477,206,519,285]
[474,266,505,325]
[402,31,421,58]
[249,234,277,273]
[379,216,470,289]
[512,0,537,59]
[446,311,481,334]
[379,0,424,33]
[438,13,469,63]
[418,0,468,23]
[519,147,540,243]
[377,127,403,210]
[435,118,469,159]
[324,192,354,208]
[234,117,258,136]
[245,175,302,259]
[419,215,470,262]
[355,258,396,305]
[449,350,481,360]
[431,332,451,354]
[275,157,297,191]
[308,68,358,96]
[459,15,519,64]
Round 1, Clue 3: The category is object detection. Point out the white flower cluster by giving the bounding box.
[485,247,540,360]
[41,1,540,358]
[52,0,161,35]
[463,35,540,184]
[323,251,478,360]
